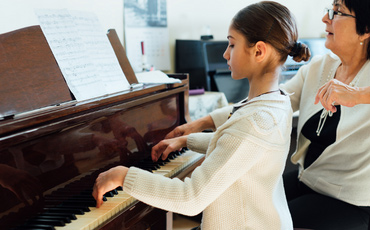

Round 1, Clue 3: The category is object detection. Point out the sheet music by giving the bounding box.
[70,11,130,94]
[135,70,181,84]
[35,9,130,101]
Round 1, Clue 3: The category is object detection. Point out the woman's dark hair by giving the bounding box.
[338,0,370,59]
[231,1,310,63]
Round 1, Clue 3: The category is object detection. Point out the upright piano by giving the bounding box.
[0,26,204,230]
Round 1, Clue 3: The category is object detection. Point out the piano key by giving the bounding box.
[43,207,85,215]
[55,191,134,230]
[26,218,66,226]
[35,215,71,224]
[38,212,77,221]
[16,224,56,230]
[37,212,77,221]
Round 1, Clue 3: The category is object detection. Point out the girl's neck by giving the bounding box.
[248,71,280,100]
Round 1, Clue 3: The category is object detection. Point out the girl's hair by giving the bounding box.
[338,0,370,59]
[231,1,310,63]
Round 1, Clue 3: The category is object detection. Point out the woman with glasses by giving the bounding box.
[281,0,370,229]
[160,0,370,229]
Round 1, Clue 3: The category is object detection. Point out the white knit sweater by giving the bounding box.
[123,92,293,230]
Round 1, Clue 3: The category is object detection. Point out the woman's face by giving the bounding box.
[322,0,359,56]
[223,27,254,80]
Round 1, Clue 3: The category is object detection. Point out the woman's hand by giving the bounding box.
[92,166,128,208]
[151,136,188,162]
[315,79,359,113]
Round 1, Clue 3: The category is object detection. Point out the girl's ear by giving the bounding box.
[254,41,267,63]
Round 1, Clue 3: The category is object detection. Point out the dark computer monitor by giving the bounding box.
[175,40,207,90]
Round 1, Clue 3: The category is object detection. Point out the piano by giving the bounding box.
[0,26,204,230]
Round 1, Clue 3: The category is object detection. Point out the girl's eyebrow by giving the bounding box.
[227,35,234,40]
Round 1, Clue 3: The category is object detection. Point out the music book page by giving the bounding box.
[135,70,181,84]
[35,9,130,101]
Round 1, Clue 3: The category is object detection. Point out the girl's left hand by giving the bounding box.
[92,166,128,208]
[151,136,187,162]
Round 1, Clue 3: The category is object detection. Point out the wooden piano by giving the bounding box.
[0,26,204,230]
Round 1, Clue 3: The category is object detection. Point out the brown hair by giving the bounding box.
[231,1,310,63]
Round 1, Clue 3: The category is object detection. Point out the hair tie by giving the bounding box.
[289,42,302,57]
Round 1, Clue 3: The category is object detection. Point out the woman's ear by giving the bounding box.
[254,41,267,62]
[359,29,370,44]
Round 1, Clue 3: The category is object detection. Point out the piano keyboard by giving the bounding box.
[11,149,203,230]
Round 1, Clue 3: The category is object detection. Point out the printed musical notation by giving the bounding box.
[35,9,130,101]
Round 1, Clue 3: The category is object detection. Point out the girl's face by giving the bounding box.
[322,0,359,56]
[223,26,254,80]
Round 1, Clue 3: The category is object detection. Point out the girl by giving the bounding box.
[93,1,310,229]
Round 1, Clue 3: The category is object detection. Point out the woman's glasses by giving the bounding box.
[324,8,356,20]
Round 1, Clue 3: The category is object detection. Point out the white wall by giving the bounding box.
[0,0,124,41]
[0,0,331,72]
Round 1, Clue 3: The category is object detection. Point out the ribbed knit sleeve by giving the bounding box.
[187,132,213,154]
[209,105,233,129]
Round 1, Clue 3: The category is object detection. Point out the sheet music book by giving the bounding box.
[136,70,181,84]
[35,9,131,101]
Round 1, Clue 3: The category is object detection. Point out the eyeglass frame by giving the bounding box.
[325,8,356,20]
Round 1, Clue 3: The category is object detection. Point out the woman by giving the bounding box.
[93,1,310,229]
[281,0,370,229]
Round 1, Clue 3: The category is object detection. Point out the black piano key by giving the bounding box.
[81,188,108,201]
[44,199,96,208]
[43,207,85,215]
[158,158,170,163]
[37,212,77,220]
[15,224,56,230]
[142,158,164,166]
[26,218,65,227]
[35,215,71,224]
[103,191,114,197]
[156,161,165,166]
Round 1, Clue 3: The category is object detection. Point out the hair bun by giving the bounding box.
[288,42,302,57]
[288,42,311,62]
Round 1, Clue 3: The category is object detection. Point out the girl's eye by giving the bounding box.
[229,45,234,48]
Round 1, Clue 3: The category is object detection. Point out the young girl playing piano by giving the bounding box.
[93,1,310,229]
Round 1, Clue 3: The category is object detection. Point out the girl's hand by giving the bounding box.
[151,136,187,162]
[92,166,128,208]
